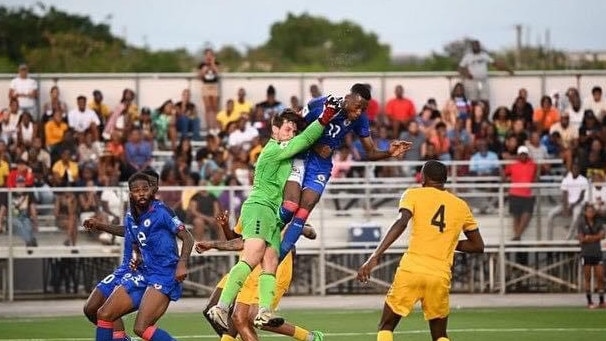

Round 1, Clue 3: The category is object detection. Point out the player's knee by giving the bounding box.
[96,306,113,323]
[232,309,248,329]
[83,304,96,324]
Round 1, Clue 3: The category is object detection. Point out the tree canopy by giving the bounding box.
[0,5,598,73]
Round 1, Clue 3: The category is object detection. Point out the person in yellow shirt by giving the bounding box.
[44,110,69,149]
[216,99,242,133]
[88,90,111,122]
[196,213,323,341]
[51,149,80,185]
[233,88,254,117]
[357,160,485,341]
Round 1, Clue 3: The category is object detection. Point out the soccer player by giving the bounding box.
[357,160,485,341]
[278,83,411,260]
[207,102,341,329]
[197,215,322,341]
[94,172,194,341]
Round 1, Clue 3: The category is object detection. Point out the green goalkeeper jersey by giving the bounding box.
[245,120,324,209]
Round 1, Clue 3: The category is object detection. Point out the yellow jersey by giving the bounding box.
[398,187,478,280]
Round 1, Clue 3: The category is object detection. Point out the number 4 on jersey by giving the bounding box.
[431,205,446,233]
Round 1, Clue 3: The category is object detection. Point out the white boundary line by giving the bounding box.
[1,327,605,341]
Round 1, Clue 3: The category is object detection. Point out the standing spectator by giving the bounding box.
[585,86,606,121]
[67,95,100,141]
[232,87,253,118]
[8,64,38,120]
[458,40,513,104]
[41,86,68,123]
[175,88,201,141]
[256,85,284,119]
[216,99,241,133]
[577,203,605,309]
[503,146,538,241]
[198,48,221,133]
[385,85,416,138]
[546,164,588,240]
[533,95,560,134]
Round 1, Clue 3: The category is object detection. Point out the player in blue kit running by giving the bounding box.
[278,83,412,259]
[94,172,194,341]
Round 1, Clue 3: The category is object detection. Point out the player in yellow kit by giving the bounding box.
[357,160,485,341]
[198,214,322,341]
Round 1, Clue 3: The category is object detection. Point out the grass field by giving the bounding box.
[0,307,602,341]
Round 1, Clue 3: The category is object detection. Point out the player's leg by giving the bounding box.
[255,237,283,328]
[203,282,228,336]
[376,303,402,341]
[279,158,305,227]
[422,274,451,341]
[517,197,535,238]
[209,204,272,328]
[428,318,450,341]
[96,286,136,341]
[377,269,423,341]
[595,262,605,307]
[133,287,173,341]
[233,302,258,341]
[280,177,325,260]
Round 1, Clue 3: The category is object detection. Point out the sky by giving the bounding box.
[5,0,606,57]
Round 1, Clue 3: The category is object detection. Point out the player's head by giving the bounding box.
[342,83,370,121]
[421,160,447,187]
[128,172,155,210]
[272,109,302,142]
[141,168,160,195]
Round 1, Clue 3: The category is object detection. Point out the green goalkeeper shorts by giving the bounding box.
[240,202,281,252]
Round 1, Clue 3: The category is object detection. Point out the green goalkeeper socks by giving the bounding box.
[218,261,253,309]
[258,272,277,310]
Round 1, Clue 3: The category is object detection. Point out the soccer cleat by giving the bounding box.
[311,330,325,341]
[253,307,284,328]
[207,305,230,330]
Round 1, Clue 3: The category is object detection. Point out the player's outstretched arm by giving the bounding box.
[357,209,411,282]
[456,229,485,253]
[215,210,240,241]
[195,238,244,253]
[82,217,125,237]
[176,228,194,282]
[359,136,412,161]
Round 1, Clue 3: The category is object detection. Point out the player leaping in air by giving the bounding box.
[207,101,342,330]
[278,83,412,260]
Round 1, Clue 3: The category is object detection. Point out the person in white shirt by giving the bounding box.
[584,86,606,121]
[227,115,259,151]
[547,164,588,239]
[458,40,513,103]
[67,95,101,141]
[8,64,38,120]
[586,171,606,217]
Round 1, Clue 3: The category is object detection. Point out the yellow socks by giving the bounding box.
[377,330,393,341]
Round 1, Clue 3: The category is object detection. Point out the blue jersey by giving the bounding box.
[96,229,135,298]
[304,96,371,164]
[124,200,185,280]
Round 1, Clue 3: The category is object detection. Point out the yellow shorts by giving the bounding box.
[235,252,293,309]
[385,268,450,320]
[216,274,229,289]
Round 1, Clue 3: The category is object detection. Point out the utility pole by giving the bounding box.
[515,24,523,69]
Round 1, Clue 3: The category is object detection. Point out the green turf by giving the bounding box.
[0,307,602,340]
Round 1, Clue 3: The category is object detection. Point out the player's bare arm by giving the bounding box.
[357,209,412,282]
[455,229,485,253]
[215,210,240,241]
[83,217,125,237]
[176,228,194,282]
[359,136,412,160]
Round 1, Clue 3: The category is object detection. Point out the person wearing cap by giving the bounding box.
[8,64,39,121]
[502,145,539,240]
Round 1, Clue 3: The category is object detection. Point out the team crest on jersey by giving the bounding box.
[317,174,326,182]
[153,283,163,290]
[279,141,289,149]
[143,219,151,227]
[343,119,351,127]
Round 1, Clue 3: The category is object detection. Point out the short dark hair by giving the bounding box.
[77,95,86,101]
[422,160,447,184]
[141,168,160,183]
[128,172,152,186]
[592,86,602,94]
[351,83,371,101]
[273,109,303,130]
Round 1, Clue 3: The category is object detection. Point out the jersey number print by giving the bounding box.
[327,123,341,138]
[431,205,446,233]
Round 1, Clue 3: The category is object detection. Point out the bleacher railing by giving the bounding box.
[0,159,595,300]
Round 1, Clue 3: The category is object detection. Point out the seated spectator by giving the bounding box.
[532,95,560,134]
[173,137,193,172]
[250,105,271,139]
[289,95,303,112]
[99,174,127,226]
[526,130,551,174]
[216,99,240,133]
[105,131,125,162]
[509,118,529,146]
[578,110,602,151]
[186,180,221,240]
[451,82,472,121]
[501,134,521,161]
[233,88,254,117]
[440,100,459,130]
[511,91,533,128]
[549,112,577,170]
[97,153,121,186]
[547,163,588,239]
[103,88,137,141]
[256,85,285,119]
[175,88,201,141]
[484,123,503,155]
[447,117,472,155]
[229,148,252,188]
[11,173,38,247]
[587,172,606,217]
[139,107,155,142]
[77,131,103,169]
[76,166,102,236]
[67,95,100,141]
[218,175,246,220]
[227,114,259,151]
[1,98,22,144]
[16,111,38,148]
[385,84,416,137]
[492,106,512,143]
[565,88,584,132]
[579,139,606,177]
[541,131,564,159]
[399,121,425,176]
[21,136,50,172]
[248,135,266,167]
[207,168,226,199]
[152,99,177,150]
[158,167,182,212]
[466,101,490,140]
[429,122,451,161]
[122,128,153,181]
[42,86,68,124]
[585,86,606,121]
[416,105,438,137]
[469,138,500,176]
[364,84,382,123]
[88,90,111,131]
[44,110,69,153]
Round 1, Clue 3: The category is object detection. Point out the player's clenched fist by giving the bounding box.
[195,241,213,254]
[319,94,343,125]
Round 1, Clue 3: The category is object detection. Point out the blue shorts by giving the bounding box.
[120,273,182,309]
[302,155,332,195]
[96,268,129,298]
